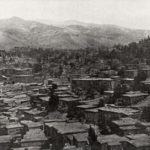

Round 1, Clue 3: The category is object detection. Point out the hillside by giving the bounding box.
[0,17,150,50]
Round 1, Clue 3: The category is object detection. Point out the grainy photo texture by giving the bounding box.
[0,0,150,150]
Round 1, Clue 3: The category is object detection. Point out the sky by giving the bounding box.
[0,0,150,29]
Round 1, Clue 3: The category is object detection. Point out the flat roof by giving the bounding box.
[22,129,47,141]
[123,92,148,97]
[24,109,44,115]
[13,94,28,99]
[126,134,149,140]
[44,119,66,123]
[122,78,134,81]
[58,94,75,98]
[85,108,99,113]
[59,97,80,102]
[56,87,69,91]
[45,122,89,135]
[104,90,114,94]
[6,123,23,129]
[129,139,150,147]
[18,106,31,111]
[73,132,88,142]
[76,104,97,109]
[112,118,138,126]
[20,120,42,128]
[97,134,127,144]
[13,75,34,77]
[72,78,113,81]
[119,125,139,130]
[81,98,101,104]
[98,106,139,116]
[133,96,150,108]
[0,135,12,143]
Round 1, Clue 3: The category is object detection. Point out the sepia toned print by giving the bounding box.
[0,0,150,150]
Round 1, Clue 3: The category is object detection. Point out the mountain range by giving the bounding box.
[0,17,150,50]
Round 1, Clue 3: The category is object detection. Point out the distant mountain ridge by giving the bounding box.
[0,17,150,50]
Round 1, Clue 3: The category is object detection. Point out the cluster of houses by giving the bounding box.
[0,61,150,150]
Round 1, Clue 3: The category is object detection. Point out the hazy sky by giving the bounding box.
[0,0,150,29]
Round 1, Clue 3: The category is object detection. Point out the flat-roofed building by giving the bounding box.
[44,122,89,150]
[122,91,148,106]
[125,133,149,141]
[5,123,24,135]
[72,132,89,149]
[45,122,89,137]
[98,105,141,126]
[71,78,116,92]
[110,117,142,136]
[21,129,48,148]
[20,120,43,131]
[123,137,150,150]
[23,109,46,121]
[93,134,127,150]
[0,135,12,150]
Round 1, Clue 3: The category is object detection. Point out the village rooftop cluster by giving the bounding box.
[0,54,150,150]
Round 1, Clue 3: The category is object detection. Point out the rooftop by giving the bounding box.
[129,139,150,148]
[119,125,140,130]
[6,123,23,129]
[123,91,148,97]
[45,122,89,135]
[20,120,42,128]
[104,90,114,94]
[97,134,127,144]
[0,135,12,143]
[85,108,99,113]
[133,95,150,108]
[99,105,139,116]
[72,78,113,81]
[73,132,88,142]
[112,117,138,127]
[126,134,149,140]
[22,129,47,142]
[24,109,45,115]
[59,97,80,102]
[76,104,97,109]
[122,78,134,81]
